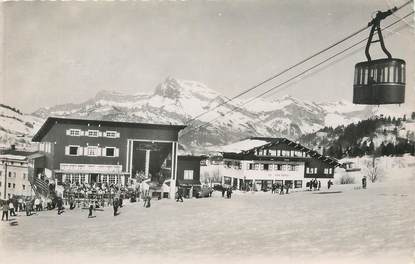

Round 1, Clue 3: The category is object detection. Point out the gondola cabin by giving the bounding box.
[353,7,406,105]
[353,59,405,104]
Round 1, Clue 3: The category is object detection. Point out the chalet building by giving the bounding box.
[218,137,340,191]
[31,117,185,198]
[0,148,35,199]
[176,155,204,198]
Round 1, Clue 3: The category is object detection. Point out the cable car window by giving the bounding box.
[359,68,363,84]
[389,66,394,82]
[354,69,359,84]
[373,68,377,83]
[379,69,384,82]
[384,67,388,82]
[401,64,405,83]
[395,67,399,83]
[364,68,368,84]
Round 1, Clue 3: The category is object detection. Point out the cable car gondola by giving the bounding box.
[353,7,406,105]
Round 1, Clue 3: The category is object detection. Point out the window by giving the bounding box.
[73,174,80,183]
[254,164,260,170]
[8,172,11,177]
[80,174,86,183]
[87,130,100,137]
[0,181,1,187]
[248,164,254,170]
[69,146,79,156]
[109,175,116,185]
[67,129,81,136]
[86,146,100,157]
[23,173,26,180]
[22,185,26,190]
[269,149,276,156]
[263,164,269,171]
[13,183,15,189]
[184,170,194,180]
[104,131,118,138]
[294,180,302,188]
[105,147,115,157]
[275,164,282,171]
[8,183,11,188]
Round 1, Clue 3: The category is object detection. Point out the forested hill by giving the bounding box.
[298,114,415,159]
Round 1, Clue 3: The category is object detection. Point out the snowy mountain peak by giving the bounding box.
[154,77,222,101]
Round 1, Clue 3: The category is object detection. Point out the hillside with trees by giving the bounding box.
[298,113,415,159]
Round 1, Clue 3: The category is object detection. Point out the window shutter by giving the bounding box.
[116,132,120,138]
[98,131,103,137]
[114,148,119,157]
[101,147,106,157]
[65,146,69,155]
[77,146,83,156]
[96,147,101,157]
[66,130,71,136]
[83,147,89,156]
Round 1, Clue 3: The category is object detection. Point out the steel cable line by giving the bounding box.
[183,0,414,126]
[179,10,414,139]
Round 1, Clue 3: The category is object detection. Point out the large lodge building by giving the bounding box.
[219,137,340,191]
[31,117,185,198]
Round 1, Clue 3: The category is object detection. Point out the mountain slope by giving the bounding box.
[3,77,412,153]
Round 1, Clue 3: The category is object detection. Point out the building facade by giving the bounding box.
[219,137,340,191]
[0,149,34,199]
[176,155,204,198]
[31,117,185,198]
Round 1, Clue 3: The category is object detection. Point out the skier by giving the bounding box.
[56,197,64,215]
[176,189,184,203]
[113,198,119,216]
[88,199,95,218]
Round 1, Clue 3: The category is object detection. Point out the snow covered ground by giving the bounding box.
[1,161,414,264]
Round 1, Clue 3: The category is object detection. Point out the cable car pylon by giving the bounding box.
[353,7,406,105]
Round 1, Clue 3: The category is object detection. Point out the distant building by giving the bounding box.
[0,148,35,199]
[176,155,204,198]
[31,117,185,198]
[218,137,340,191]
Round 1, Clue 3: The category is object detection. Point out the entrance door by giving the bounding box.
[91,174,98,184]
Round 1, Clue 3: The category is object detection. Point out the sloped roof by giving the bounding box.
[32,117,186,142]
[220,137,340,166]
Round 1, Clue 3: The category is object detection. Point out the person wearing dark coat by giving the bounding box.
[1,202,9,221]
[221,187,226,198]
[176,188,184,202]
[88,200,94,218]
[318,181,321,191]
[57,198,64,215]
[113,198,119,216]
[279,184,284,195]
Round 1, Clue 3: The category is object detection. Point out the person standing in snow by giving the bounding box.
[362,176,367,189]
[9,201,16,216]
[1,202,9,221]
[318,181,321,191]
[113,198,119,216]
[88,199,95,218]
[279,184,284,195]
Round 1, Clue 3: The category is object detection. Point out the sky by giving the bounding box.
[1,0,414,113]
